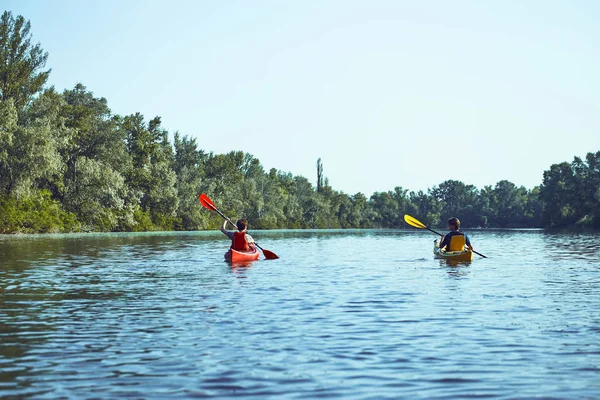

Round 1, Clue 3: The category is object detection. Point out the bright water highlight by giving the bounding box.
[1,229,599,398]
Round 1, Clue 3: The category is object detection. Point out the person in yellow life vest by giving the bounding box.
[438,217,473,252]
[220,218,256,252]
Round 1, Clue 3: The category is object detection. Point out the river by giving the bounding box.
[1,229,599,399]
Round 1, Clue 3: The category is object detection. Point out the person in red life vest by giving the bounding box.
[220,218,256,252]
[438,217,474,252]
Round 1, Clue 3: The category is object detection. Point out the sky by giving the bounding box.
[3,0,600,196]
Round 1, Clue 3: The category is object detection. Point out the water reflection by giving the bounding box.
[542,232,599,261]
[229,262,254,278]
[438,259,472,268]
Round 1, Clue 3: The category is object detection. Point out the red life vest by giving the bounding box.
[231,231,249,251]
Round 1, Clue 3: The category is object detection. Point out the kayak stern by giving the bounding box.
[225,247,260,263]
[433,239,474,262]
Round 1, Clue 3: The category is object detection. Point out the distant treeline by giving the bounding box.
[1,11,599,233]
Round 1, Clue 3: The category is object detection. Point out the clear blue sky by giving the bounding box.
[4,0,600,196]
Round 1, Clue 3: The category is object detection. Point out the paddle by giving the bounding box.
[404,214,487,258]
[199,193,279,260]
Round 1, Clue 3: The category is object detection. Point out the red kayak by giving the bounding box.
[224,247,260,262]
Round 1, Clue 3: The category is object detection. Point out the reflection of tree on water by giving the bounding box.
[542,231,599,261]
[1,277,57,380]
[1,239,58,392]
[0,236,129,394]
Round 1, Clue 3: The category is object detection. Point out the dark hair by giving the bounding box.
[448,217,461,230]
[236,219,248,231]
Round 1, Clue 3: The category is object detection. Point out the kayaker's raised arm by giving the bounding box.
[221,219,233,237]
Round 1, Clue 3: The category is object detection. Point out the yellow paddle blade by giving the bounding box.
[404,214,427,229]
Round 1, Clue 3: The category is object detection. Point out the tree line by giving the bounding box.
[1,11,599,233]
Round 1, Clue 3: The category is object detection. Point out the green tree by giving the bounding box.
[55,85,135,230]
[523,186,543,228]
[370,190,398,228]
[122,113,178,229]
[493,180,527,228]
[0,99,18,191]
[0,96,63,198]
[349,192,374,228]
[540,152,600,228]
[253,170,287,229]
[431,180,481,227]
[0,11,50,116]
[409,189,441,227]
[539,161,579,228]
[202,151,248,225]
[476,185,495,227]
[316,157,324,193]
[583,151,600,227]
[173,132,207,230]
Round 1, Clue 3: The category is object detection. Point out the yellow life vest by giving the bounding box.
[448,235,466,251]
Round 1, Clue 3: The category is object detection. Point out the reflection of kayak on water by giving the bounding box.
[224,247,260,263]
[433,239,474,262]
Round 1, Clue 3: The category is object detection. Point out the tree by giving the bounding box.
[370,190,400,228]
[583,151,600,227]
[431,180,481,227]
[540,152,600,228]
[493,180,526,228]
[0,11,50,115]
[523,186,543,228]
[0,94,64,197]
[63,156,127,231]
[0,99,17,179]
[316,157,324,193]
[409,189,441,227]
[349,192,374,228]
[173,132,207,230]
[121,113,178,229]
[539,161,579,228]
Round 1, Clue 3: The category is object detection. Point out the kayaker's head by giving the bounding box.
[448,217,460,231]
[236,219,248,232]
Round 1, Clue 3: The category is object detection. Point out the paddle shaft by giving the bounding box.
[207,203,232,225]
[253,243,268,253]
[425,226,444,237]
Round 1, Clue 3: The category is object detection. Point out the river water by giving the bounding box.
[1,229,599,399]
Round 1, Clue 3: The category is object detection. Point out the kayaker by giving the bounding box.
[438,217,473,252]
[221,218,256,252]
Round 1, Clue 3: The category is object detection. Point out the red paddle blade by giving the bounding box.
[262,249,279,260]
[199,193,217,211]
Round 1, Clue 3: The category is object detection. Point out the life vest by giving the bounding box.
[448,234,466,251]
[231,231,249,251]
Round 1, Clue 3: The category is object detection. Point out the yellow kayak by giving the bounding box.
[433,239,474,262]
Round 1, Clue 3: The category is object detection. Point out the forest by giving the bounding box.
[1,11,599,233]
